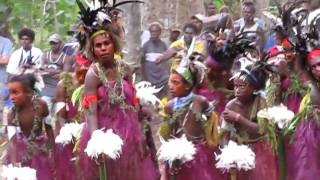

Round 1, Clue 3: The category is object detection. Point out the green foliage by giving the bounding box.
[0,0,79,50]
[212,0,241,18]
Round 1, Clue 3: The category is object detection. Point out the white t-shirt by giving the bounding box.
[6,46,43,75]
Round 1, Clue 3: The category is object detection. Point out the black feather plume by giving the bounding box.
[112,0,144,8]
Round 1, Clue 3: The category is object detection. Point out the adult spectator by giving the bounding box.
[190,14,205,36]
[6,28,42,75]
[169,26,182,44]
[220,5,230,14]
[0,35,12,83]
[40,33,73,108]
[206,2,217,16]
[234,1,265,32]
[156,23,206,69]
[141,22,169,98]
[234,2,266,54]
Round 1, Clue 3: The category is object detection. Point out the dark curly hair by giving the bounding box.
[240,65,268,91]
[18,28,35,42]
[9,74,38,93]
[183,23,197,33]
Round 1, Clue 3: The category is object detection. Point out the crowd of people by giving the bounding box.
[0,0,319,180]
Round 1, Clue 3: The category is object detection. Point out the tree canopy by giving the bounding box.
[0,0,79,49]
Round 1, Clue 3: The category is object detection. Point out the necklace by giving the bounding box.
[95,62,136,111]
[12,98,50,163]
[48,50,64,64]
[12,98,41,141]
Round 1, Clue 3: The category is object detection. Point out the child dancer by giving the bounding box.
[5,74,55,180]
[221,65,278,180]
[160,59,225,180]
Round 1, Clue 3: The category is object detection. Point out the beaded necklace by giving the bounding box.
[12,98,41,141]
[95,62,136,111]
[11,98,50,163]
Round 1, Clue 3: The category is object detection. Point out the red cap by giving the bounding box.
[308,49,320,61]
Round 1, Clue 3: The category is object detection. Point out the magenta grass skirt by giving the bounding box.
[286,119,320,180]
[236,141,278,180]
[55,143,77,180]
[165,144,227,180]
[5,133,54,180]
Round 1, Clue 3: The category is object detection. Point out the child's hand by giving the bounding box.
[222,109,240,123]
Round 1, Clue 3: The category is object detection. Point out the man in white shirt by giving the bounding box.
[6,28,43,75]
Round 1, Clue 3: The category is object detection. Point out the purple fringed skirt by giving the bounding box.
[286,118,320,180]
[237,141,278,180]
[5,132,54,180]
[55,143,77,180]
[78,85,158,180]
[285,93,302,114]
[54,100,78,180]
[165,144,227,180]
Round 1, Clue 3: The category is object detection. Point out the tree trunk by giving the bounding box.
[141,0,205,36]
[122,2,143,79]
[255,0,270,17]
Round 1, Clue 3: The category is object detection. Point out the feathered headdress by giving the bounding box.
[75,0,143,50]
[273,0,320,80]
[274,0,320,52]
[207,30,259,71]
[174,50,207,87]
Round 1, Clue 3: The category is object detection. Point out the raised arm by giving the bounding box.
[155,47,180,64]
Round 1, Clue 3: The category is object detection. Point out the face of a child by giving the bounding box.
[8,82,31,107]
[205,58,222,79]
[308,55,320,80]
[233,77,255,101]
[283,44,295,62]
[75,64,89,84]
[169,73,190,97]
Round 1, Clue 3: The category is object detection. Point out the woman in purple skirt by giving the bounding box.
[286,49,320,180]
[74,1,158,179]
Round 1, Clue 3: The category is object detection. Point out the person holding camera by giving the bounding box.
[6,28,43,76]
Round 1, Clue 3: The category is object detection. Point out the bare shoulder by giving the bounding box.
[55,80,66,102]
[35,98,49,118]
[225,98,238,109]
[164,100,174,115]
[193,95,208,103]
[84,66,100,92]
[56,79,65,90]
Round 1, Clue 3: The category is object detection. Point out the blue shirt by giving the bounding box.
[0,85,13,108]
[0,36,12,57]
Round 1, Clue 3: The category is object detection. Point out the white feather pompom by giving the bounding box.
[257,104,294,129]
[85,129,123,160]
[157,135,196,167]
[215,141,255,172]
[2,164,37,180]
[55,123,84,145]
[135,81,163,107]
